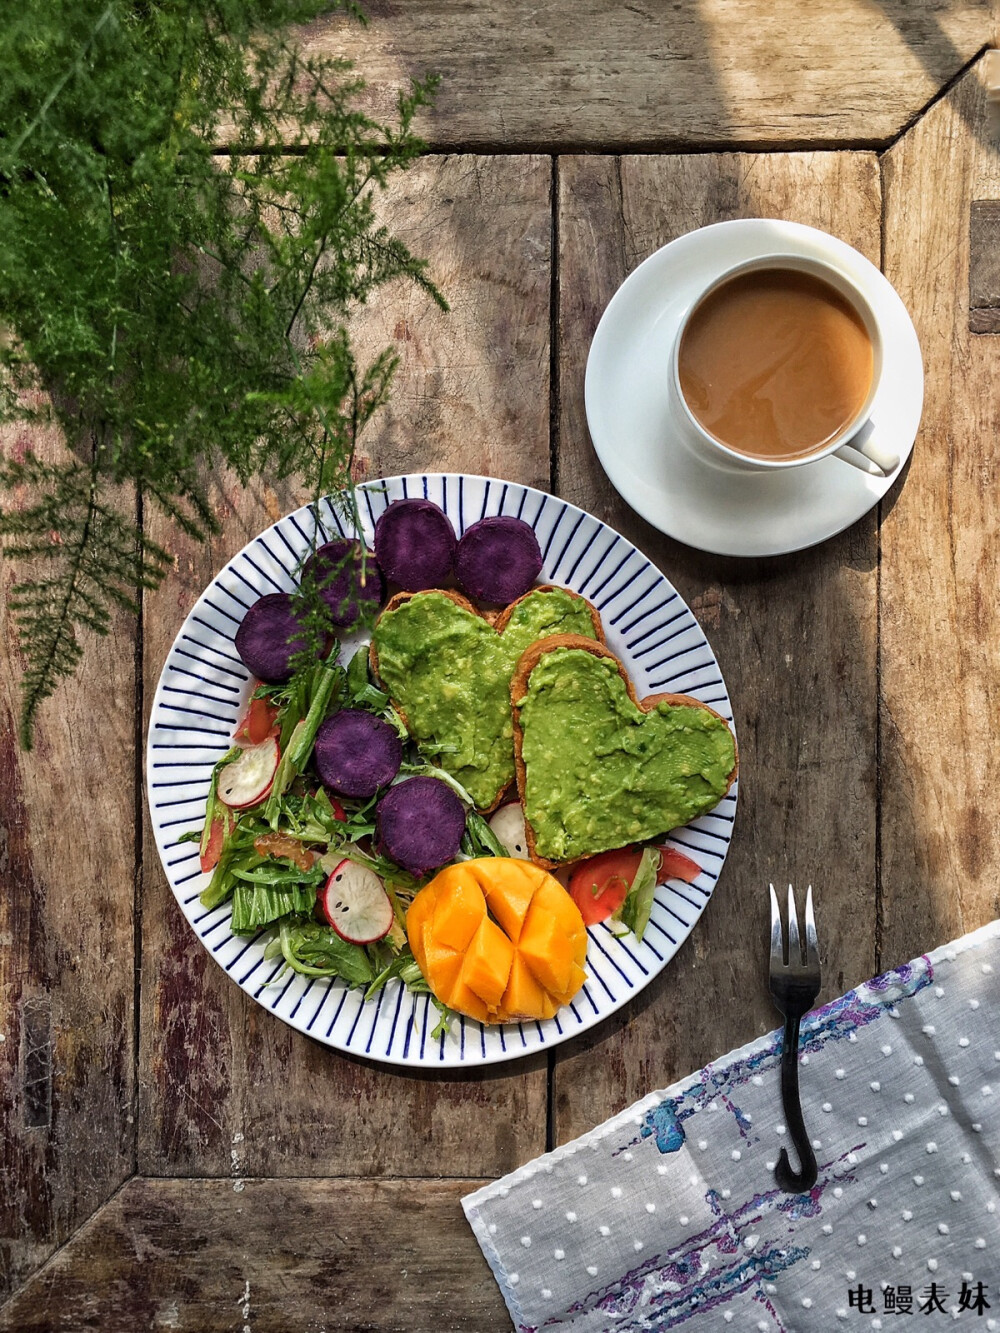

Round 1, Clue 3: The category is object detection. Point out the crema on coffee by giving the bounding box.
[677,268,874,461]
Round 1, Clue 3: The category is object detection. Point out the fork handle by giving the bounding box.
[774,1012,818,1193]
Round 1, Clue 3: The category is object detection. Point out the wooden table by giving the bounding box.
[3,6,1000,1328]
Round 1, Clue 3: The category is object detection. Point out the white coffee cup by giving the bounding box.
[670,253,899,478]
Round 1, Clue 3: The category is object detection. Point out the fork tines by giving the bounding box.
[769,883,818,971]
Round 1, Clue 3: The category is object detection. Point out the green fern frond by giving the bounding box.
[0,0,446,744]
[0,453,170,746]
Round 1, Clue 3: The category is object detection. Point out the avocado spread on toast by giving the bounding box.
[516,647,736,862]
[372,587,598,810]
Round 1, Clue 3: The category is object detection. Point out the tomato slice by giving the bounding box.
[656,846,702,883]
[568,844,702,925]
[200,815,226,874]
[235,695,280,745]
[568,848,643,926]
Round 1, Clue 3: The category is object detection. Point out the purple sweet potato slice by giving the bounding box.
[376,776,466,876]
[314,709,402,799]
[302,540,384,629]
[234,593,308,683]
[373,499,457,591]
[455,516,543,604]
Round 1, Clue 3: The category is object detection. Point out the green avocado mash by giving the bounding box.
[372,587,598,810]
[516,647,736,862]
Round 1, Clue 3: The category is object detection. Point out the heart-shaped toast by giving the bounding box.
[512,636,738,866]
[370,587,603,812]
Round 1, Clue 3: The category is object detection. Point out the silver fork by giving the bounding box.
[768,883,821,1193]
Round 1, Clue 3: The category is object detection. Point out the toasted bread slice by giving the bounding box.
[370,587,605,814]
[511,634,739,867]
[493,585,605,642]
[369,587,479,689]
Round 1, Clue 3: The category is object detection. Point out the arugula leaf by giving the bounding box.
[232,864,322,886]
[463,811,507,858]
[617,847,660,943]
[344,648,410,738]
[428,996,458,1041]
[254,680,293,708]
[275,916,374,984]
[366,950,425,1001]
[270,788,347,843]
[339,844,421,898]
[277,672,311,753]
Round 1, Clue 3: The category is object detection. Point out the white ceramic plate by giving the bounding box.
[147,475,738,1068]
[585,219,923,558]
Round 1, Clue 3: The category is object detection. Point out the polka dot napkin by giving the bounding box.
[463,920,1000,1332]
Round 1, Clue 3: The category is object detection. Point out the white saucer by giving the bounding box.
[584,219,923,558]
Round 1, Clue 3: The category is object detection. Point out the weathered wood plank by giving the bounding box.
[344,154,552,491]
[138,155,552,1178]
[553,151,882,1140]
[880,58,1000,962]
[288,0,990,150]
[0,433,136,1300]
[0,1178,506,1333]
[969,306,1000,331]
[969,198,1000,311]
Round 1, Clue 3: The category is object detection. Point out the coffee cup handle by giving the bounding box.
[833,438,900,478]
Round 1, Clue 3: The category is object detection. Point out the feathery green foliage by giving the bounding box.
[0,0,445,747]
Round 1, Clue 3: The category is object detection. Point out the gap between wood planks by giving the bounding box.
[132,485,145,1178]
[875,159,887,980]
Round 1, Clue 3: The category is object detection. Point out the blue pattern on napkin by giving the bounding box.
[464,923,1000,1332]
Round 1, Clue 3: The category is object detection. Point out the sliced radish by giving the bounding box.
[488,803,530,859]
[217,737,279,809]
[318,859,394,944]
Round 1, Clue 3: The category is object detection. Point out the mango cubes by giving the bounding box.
[406,857,588,1024]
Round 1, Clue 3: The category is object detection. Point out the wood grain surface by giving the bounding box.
[880,56,1000,964]
[287,0,991,150]
[552,151,882,1141]
[5,19,1000,1330]
[345,154,552,490]
[0,418,137,1302]
[0,1178,505,1333]
[969,198,1000,310]
[137,155,551,1182]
